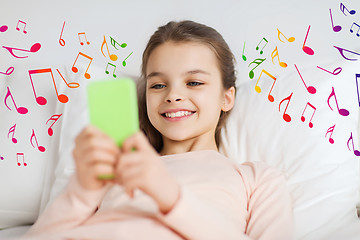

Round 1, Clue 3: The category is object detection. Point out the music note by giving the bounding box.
[16,20,27,34]
[59,21,66,46]
[327,86,349,116]
[301,102,316,128]
[340,3,356,16]
[333,45,360,61]
[17,153,26,166]
[56,69,80,88]
[122,51,133,67]
[350,22,360,37]
[101,36,118,61]
[325,124,336,144]
[294,64,316,94]
[105,63,117,78]
[72,52,93,79]
[279,92,293,122]
[2,43,41,58]
[302,25,314,55]
[78,32,90,45]
[317,66,342,75]
[248,58,266,79]
[242,41,247,61]
[30,129,45,152]
[110,36,127,50]
[255,69,277,102]
[256,37,268,54]
[0,156,4,160]
[29,68,69,105]
[329,9,342,32]
[271,47,287,68]
[8,124,17,143]
[347,132,360,156]
[0,25,8,32]
[4,87,28,114]
[0,66,14,75]
[277,28,295,43]
[46,114,62,136]
[356,74,360,107]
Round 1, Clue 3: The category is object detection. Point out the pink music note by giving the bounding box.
[30,129,45,152]
[347,132,360,156]
[105,63,117,78]
[329,9,342,32]
[78,32,90,45]
[16,153,26,166]
[294,64,316,94]
[59,21,66,46]
[350,22,360,37]
[333,45,360,61]
[256,37,268,54]
[271,47,287,68]
[101,36,118,61]
[46,114,62,136]
[279,92,293,122]
[56,69,80,88]
[327,86,349,116]
[0,25,8,32]
[122,51,133,67]
[255,69,277,102]
[16,20,27,34]
[29,68,69,105]
[2,43,41,59]
[277,28,295,43]
[248,58,266,79]
[0,155,4,160]
[4,87,28,114]
[302,25,314,55]
[317,66,342,75]
[72,52,92,79]
[356,74,360,107]
[301,102,316,128]
[325,124,336,144]
[109,36,127,50]
[0,66,14,75]
[340,3,356,16]
[8,124,17,143]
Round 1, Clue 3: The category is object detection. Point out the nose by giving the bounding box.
[165,87,183,103]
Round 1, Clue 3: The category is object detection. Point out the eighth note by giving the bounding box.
[279,92,293,122]
[256,37,268,54]
[30,129,45,152]
[329,9,342,32]
[72,52,93,79]
[78,32,90,45]
[17,153,26,167]
[327,86,349,116]
[340,3,356,16]
[242,41,247,61]
[350,22,360,37]
[301,102,316,128]
[248,58,266,79]
[271,46,287,68]
[16,20,27,34]
[333,45,360,61]
[122,51,133,67]
[46,114,62,136]
[255,69,277,102]
[8,124,17,143]
[277,28,295,43]
[2,43,41,59]
[325,124,336,144]
[105,63,117,78]
[4,87,28,114]
[347,132,360,156]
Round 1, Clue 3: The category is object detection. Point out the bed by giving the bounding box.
[1,0,360,239]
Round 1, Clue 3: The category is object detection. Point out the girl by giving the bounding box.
[23,20,293,240]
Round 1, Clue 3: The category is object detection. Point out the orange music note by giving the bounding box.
[271,47,287,68]
[101,36,118,61]
[325,124,336,144]
[78,32,90,45]
[248,58,266,79]
[277,28,295,43]
[294,64,316,94]
[56,69,80,88]
[255,69,277,102]
[4,87,28,114]
[347,132,360,156]
[329,9,342,32]
[28,68,69,105]
[340,3,356,16]
[350,22,360,37]
[16,153,26,166]
[109,36,127,50]
[301,102,316,128]
[317,66,342,75]
[59,21,66,46]
[333,45,360,61]
[30,129,45,152]
[72,52,92,79]
[105,63,117,78]
[2,43,41,59]
[327,86,349,116]
[8,124,17,143]
[302,25,314,55]
[256,37,268,54]
[279,92,293,122]
[46,114,62,136]
[16,20,27,34]
[122,51,133,67]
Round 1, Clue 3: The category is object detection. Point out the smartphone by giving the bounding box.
[87,78,139,179]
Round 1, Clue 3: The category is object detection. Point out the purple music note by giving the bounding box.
[327,86,349,116]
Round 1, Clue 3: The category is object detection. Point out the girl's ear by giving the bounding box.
[221,86,236,112]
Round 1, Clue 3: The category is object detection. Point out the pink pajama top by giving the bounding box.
[23,150,293,240]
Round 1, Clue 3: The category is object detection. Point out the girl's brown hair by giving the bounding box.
[138,20,236,152]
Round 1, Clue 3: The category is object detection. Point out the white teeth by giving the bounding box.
[164,111,193,118]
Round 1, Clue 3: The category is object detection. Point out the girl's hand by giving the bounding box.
[115,131,180,214]
[73,125,120,190]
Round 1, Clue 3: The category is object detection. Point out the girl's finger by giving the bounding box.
[121,131,154,153]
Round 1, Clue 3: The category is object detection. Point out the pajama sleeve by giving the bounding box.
[23,176,110,238]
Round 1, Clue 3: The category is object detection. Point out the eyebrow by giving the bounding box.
[146,69,210,80]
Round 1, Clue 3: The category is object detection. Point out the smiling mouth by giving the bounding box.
[161,110,195,118]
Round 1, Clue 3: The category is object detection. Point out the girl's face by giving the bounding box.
[145,41,234,151]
